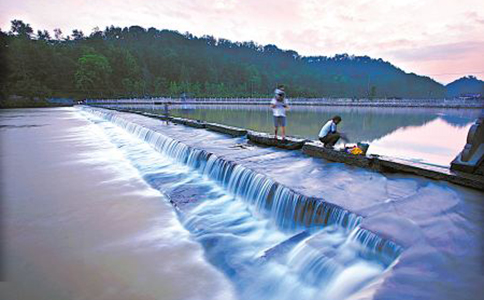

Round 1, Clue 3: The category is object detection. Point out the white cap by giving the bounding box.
[275,88,285,96]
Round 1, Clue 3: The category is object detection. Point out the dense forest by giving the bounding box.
[0,20,465,103]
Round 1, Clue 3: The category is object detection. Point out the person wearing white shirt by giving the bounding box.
[270,88,289,140]
[318,115,345,148]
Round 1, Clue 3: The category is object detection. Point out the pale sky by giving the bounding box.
[1,0,483,84]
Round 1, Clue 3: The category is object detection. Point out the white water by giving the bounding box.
[0,108,234,300]
[79,108,402,300]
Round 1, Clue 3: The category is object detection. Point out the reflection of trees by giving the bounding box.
[440,112,483,128]
[119,104,481,142]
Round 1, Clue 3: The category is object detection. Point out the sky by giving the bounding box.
[1,0,483,84]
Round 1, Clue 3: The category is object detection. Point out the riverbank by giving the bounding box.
[0,97,73,109]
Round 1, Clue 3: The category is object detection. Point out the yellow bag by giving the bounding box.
[350,147,363,155]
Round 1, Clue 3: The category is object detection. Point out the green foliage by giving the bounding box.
[10,19,33,39]
[75,52,112,96]
[5,37,52,99]
[0,96,53,108]
[0,31,8,99]
[370,86,377,99]
[2,19,448,101]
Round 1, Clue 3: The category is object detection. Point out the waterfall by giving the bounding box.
[350,227,403,266]
[81,106,404,300]
[83,107,363,233]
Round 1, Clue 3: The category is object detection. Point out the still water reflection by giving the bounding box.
[171,105,481,167]
[113,104,482,167]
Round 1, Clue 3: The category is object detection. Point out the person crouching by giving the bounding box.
[318,115,347,148]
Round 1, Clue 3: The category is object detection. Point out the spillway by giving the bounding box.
[80,107,402,300]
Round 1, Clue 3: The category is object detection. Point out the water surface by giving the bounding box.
[0,108,234,300]
[84,106,484,300]
[2,107,482,300]
[79,108,400,300]
[166,104,480,167]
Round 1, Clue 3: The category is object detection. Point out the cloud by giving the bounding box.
[385,41,484,62]
[465,11,484,24]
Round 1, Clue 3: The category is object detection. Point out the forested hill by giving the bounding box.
[1,20,447,100]
[446,76,484,98]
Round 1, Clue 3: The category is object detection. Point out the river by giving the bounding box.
[0,108,234,300]
[168,104,481,167]
[1,106,482,300]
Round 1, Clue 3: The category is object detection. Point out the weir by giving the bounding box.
[105,105,484,191]
[80,106,403,300]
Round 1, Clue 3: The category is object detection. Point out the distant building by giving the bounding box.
[459,94,482,100]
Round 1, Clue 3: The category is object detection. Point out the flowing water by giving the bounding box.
[77,108,402,300]
[81,106,484,300]
[2,107,483,300]
[0,108,234,300]
[122,104,482,167]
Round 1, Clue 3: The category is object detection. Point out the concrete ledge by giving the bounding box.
[303,142,484,191]
[90,106,484,191]
[248,131,307,150]
[183,119,206,128]
[141,112,169,120]
[205,123,247,137]
[170,117,206,128]
[170,117,187,125]
[376,156,484,190]
[303,142,375,167]
[141,112,159,117]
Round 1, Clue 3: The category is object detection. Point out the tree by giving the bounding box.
[1,19,449,100]
[0,31,9,99]
[370,86,377,99]
[10,20,33,38]
[72,29,84,40]
[53,28,63,40]
[10,77,51,99]
[75,53,112,97]
[37,30,51,41]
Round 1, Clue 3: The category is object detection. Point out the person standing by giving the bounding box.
[270,88,289,140]
[318,115,347,148]
[163,101,171,125]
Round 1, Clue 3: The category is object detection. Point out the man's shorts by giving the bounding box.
[273,116,286,127]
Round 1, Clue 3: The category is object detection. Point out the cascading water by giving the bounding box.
[80,107,403,300]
